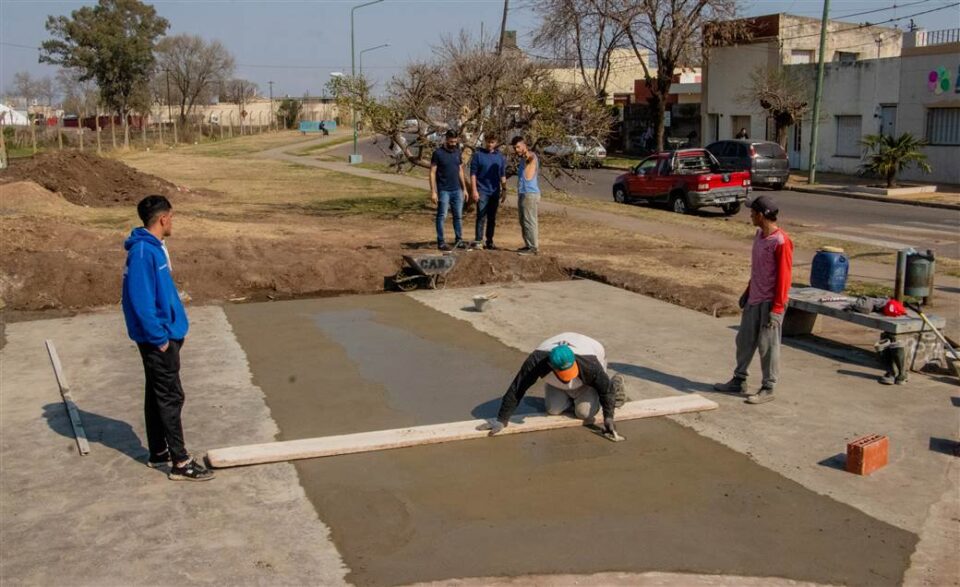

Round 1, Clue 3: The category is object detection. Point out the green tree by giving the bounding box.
[40,0,169,147]
[859,133,931,188]
[276,98,302,129]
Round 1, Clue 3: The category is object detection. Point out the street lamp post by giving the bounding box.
[359,43,390,77]
[350,0,384,164]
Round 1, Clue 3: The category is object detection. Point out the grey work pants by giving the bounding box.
[518,192,540,250]
[545,384,600,422]
[734,301,781,389]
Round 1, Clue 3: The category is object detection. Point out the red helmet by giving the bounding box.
[882,299,907,317]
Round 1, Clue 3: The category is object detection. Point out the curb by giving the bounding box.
[785,184,960,211]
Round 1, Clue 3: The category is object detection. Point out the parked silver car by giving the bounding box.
[542,135,607,167]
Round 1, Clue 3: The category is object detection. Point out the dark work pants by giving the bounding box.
[137,339,188,463]
[475,191,501,244]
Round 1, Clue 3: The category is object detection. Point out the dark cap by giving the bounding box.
[748,194,779,216]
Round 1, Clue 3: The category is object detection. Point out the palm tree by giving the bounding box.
[859,133,932,188]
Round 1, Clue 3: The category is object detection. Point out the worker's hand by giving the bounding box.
[430,191,438,206]
[471,190,480,203]
[158,341,170,352]
[766,311,784,329]
[500,189,508,204]
[602,418,625,442]
[476,419,506,437]
[738,291,748,310]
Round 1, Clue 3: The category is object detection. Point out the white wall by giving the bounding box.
[896,43,960,184]
[702,41,779,143]
[792,58,901,174]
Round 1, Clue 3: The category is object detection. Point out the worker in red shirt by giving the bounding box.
[714,195,793,404]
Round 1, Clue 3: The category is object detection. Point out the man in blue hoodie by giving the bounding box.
[122,195,214,481]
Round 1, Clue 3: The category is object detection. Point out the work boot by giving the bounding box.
[892,346,909,385]
[878,372,896,385]
[611,373,627,408]
[485,242,498,250]
[454,239,466,249]
[746,387,775,404]
[470,241,484,250]
[438,243,452,252]
[713,377,746,395]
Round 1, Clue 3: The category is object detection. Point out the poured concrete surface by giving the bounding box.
[225,294,918,587]
[412,280,960,586]
[0,308,347,585]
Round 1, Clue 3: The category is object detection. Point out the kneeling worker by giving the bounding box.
[480,333,627,441]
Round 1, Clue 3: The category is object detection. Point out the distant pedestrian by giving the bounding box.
[736,127,749,139]
[714,195,793,404]
[122,195,214,481]
[430,130,468,251]
[470,134,508,250]
[511,135,540,255]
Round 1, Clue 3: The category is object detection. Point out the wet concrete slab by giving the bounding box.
[224,293,917,587]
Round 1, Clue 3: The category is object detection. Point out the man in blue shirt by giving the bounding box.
[121,195,214,482]
[430,130,468,251]
[469,134,508,250]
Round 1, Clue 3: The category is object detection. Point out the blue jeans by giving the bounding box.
[436,189,463,245]
[475,191,501,244]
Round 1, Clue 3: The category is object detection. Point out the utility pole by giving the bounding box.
[497,0,509,55]
[268,80,274,131]
[350,0,384,164]
[807,0,830,185]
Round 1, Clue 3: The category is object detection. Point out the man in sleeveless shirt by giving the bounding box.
[479,332,628,442]
[510,136,540,255]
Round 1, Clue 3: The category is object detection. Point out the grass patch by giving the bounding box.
[289,134,356,156]
[302,195,430,218]
[604,156,643,169]
[175,130,323,158]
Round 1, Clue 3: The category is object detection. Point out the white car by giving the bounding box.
[543,135,607,167]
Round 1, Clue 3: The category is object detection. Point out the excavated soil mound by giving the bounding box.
[0,151,180,207]
[0,181,80,216]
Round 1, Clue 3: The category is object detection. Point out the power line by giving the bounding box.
[778,0,934,30]
[777,2,959,42]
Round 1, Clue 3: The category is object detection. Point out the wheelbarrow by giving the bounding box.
[394,254,457,291]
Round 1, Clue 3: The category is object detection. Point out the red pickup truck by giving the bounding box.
[612,149,751,215]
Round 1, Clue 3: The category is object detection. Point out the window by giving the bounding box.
[790,49,815,64]
[754,142,787,159]
[836,51,859,63]
[636,157,658,174]
[926,108,960,146]
[835,115,862,157]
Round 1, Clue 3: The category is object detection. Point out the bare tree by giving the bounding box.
[331,32,611,176]
[740,66,809,148]
[35,77,57,107]
[57,68,100,117]
[219,79,258,131]
[532,0,628,101]
[597,0,741,151]
[157,34,235,122]
[10,71,39,108]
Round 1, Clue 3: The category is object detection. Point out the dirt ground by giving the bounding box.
[0,151,183,206]
[0,135,750,319]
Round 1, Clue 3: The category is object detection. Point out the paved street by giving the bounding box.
[324,139,960,259]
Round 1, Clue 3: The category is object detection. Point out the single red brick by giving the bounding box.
[846,434,889,475]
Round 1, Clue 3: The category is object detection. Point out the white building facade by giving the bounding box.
[703,14,960,185]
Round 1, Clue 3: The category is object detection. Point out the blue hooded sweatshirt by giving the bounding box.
[121,227,189,346]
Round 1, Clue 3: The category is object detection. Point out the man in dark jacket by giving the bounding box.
[122,195,213,481]
[479,332,627,441]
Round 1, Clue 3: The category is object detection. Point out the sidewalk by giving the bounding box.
[786,171,960,210]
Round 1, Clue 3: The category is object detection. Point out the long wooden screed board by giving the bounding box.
[206,394,718,468]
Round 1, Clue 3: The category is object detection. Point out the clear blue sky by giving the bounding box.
[1,0,958,100]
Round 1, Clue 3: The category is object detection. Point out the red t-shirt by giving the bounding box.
[747,228,793,314]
